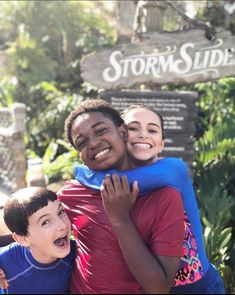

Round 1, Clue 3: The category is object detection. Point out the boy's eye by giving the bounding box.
[59,208,66,216]
[76,139,87,150]
[95,128,107,135]
[41,219,49,227]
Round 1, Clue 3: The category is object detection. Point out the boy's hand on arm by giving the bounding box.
[101,174,139,227]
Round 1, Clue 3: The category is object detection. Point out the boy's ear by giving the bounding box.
[12,232,30,247]
[119,124,128,142]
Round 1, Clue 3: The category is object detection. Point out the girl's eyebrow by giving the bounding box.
[127,121,140,125]
[148,122,161,128]
[128,121,160,128]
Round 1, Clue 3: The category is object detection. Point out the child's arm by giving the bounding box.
[101,174,184,293]
[0,247,9,291]
[74,157,189,195]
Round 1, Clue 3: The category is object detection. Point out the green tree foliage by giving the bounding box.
[166,76,235,293]
[0,0,115,157]
[162,4,235,290]
[0,1,234,291]
[193,79,235,293]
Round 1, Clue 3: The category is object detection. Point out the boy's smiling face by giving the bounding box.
[16,200,71,264]
[71,111,130,171]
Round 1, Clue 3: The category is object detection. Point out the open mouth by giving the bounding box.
[54,234,69,248]
[133,143,152,149]
[94,148,110,160]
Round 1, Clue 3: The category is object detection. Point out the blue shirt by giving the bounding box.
[74,157,209,275]
[0,241,75,294]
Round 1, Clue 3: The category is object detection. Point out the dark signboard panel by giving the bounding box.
[101,90,198,167]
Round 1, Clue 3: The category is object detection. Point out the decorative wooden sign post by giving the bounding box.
[80,1,235,168]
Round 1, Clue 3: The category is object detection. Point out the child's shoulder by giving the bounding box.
[57,179,98,197]
[0,242,24,264]
[158,157,186,166]
[0,242,22,253]
[158,157,189,173]
[57,179,86,192]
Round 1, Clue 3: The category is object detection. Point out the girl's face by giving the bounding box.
[123,107,164,167]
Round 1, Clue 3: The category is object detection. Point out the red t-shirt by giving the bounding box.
[57,180,184,294]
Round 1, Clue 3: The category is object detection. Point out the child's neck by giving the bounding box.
[130,156,160,168]
[114,155,132,171]
[29,248,58,265]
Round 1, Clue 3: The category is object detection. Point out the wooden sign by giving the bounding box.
[81,29,235,89]
[101,90,198,166]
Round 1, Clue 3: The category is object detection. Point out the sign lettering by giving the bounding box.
[81,29,235,89]
[103,41,234,82]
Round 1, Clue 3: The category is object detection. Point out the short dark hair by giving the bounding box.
[121,103,165,139]
[64,99,124,148]
[4,187,57,236]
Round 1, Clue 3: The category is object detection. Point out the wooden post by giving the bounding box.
[27,158,46,187]
[116,0,137,42]
[144,1,167,32]
[116,0,167,90]
[142,1,167,90]
[0,193,10,234]
[11,103,27,190]
[12,103,26,133]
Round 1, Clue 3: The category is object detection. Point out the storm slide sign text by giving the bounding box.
[81,29,235,89]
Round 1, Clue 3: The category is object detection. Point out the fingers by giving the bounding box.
[121,175,131,194]
[102,174,137,194]
[101,174,139,203]
[106,173,131,193]
[0,278,9,289]
[132,180,139,198]
[0,269,9,289]
[101,177,109,201]
[102,174,123,197]
[111,174,123,193]
[4,281,9,289]
[102,175,115,197]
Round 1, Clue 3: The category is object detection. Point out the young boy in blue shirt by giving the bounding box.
[0,187,75,294]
